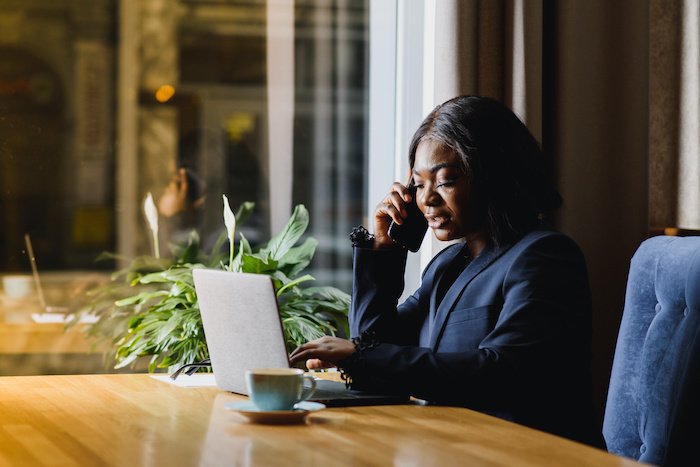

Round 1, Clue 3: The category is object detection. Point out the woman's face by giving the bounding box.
[412,140,479,242]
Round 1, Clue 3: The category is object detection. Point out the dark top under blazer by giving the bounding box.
[344,228,597,444]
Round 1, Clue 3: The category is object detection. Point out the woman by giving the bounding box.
[290,96,598,445]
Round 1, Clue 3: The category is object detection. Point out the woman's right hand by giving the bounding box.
[373,179,413,249]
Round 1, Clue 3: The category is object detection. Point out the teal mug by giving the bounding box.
[245,368,317,411]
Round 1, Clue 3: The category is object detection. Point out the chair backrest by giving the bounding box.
[603,235,700,465]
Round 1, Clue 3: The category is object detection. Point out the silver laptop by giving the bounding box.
[24,233,68,313]
[193,268,408,406]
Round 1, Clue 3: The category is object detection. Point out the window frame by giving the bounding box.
[368,0,438,295]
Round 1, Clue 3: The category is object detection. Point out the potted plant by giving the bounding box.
[73,196,349,373]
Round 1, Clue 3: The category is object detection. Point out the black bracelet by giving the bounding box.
[338,330,379,388]
[350,330,379,351]
[349,226,374,248]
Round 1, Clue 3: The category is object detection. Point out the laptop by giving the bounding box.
[24,233,68,314]
[192,268,408,407]
[21,233,99,324]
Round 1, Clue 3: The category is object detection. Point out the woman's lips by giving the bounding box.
[427,215,450,229]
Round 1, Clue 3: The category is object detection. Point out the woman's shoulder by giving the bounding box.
[511,228,585,260]
[518,227,578,245]
[503,229,590,300]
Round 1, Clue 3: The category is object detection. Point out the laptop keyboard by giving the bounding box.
[311,379,358,399]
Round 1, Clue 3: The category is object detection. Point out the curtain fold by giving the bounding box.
[431,0,542,140]
[649,0,700,230]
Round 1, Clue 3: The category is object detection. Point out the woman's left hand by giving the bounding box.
[289,336,356,369]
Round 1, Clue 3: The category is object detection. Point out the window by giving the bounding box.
[0,0,369,374]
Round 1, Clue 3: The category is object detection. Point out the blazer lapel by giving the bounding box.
[425,245,465,343]
[428,242,512,351]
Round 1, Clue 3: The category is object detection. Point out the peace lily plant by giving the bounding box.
[73,195,349,373]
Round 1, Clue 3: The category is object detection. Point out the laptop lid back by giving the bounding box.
[193,269,289,394]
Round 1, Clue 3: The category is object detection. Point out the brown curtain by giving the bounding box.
[431,0,543,140]
[649,0,700,230]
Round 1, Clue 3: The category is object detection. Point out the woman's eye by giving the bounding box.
[437,180,455,188]
[413,184,424,190]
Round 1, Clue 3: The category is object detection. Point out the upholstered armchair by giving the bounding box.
[604,235,700,465]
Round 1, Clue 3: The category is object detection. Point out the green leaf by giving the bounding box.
[114,352,140,369]
[234,201,255,226]
[301,286,351,305]
[95,251,126,262]
[155,319,179,344]
[137,271,174,284]
[232,233,252,273]
[139,268,196,285]
[170,230,202,264]
[241,253,278,274]
[263,205,309,261]
[282,316,327,346]
[208,231,228,266]
[278,238,318,278]
[276,274,315,296]
[114,290,169,307]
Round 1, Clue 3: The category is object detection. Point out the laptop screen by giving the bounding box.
[193,269,290,394]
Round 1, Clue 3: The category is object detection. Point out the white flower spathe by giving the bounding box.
[144,192,160,259]
[223,194,236,270]
[223,194,236,241]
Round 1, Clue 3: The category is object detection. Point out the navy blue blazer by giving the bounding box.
[343,228,597,444]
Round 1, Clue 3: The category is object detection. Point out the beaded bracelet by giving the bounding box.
[337,330,379,388]
[349,225,375,248]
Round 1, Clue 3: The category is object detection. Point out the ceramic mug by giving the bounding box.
[2,275,34,299]
[245,368,317,411]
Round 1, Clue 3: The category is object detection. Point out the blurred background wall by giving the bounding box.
[553,0,650,425]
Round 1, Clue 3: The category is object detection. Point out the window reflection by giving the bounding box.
[0,32,113,272]
[0,0,368,374]
[293,0,368,291]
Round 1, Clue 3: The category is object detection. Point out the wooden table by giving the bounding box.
[0,374,638,466]
[0,286,108,355]
[0,323,108,354]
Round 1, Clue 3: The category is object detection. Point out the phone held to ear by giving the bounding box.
[388,186,428,252]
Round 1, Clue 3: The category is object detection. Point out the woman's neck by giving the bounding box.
[463,231,490,258]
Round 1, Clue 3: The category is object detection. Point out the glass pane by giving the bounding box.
[0,0,119,374]
[292,0,368,292]
[154,0,270,252]
[0,0,369,375]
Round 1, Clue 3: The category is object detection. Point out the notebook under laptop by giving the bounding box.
[192,269,407,407]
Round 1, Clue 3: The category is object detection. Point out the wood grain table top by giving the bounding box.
[0,374,639,466]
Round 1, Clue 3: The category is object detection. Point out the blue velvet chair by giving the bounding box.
[604,235,700,465]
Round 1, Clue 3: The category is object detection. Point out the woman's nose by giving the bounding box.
[420,186,441,206]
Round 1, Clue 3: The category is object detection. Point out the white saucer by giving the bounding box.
[225,401,326,424]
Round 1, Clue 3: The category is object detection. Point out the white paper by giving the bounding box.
[150,373,218,388]
[31,313,99,324]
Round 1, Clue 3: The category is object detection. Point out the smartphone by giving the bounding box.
[388,186,428,252]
